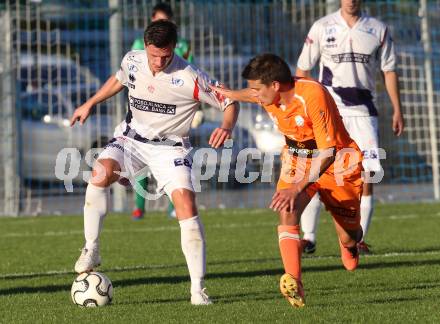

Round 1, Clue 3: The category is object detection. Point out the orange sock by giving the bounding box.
[278,225,302,280]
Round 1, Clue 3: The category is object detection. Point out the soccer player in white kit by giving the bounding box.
[296,0,404,254]
[69,20,239,305]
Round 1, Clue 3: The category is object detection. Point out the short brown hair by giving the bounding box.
[242,54,292,85]
[144,20,177,48]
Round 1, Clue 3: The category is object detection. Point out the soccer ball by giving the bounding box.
[71,272,113,307]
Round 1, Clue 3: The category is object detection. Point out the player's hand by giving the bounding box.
[209,84,231,100]
[209,127,232,148]
[392,111,404,136]
[70,103,93,126]
[209,85,259,104]
[270,188,299,212]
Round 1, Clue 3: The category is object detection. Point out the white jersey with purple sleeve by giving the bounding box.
[296,10,396,117]
[115,50,233,140]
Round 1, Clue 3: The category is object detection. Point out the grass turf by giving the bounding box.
[1,203,440,323]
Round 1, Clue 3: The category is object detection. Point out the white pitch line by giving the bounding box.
[0,221,277,238]
[1,250,439,280]
[2,212,440,238]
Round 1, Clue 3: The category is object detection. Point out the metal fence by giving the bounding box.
[1,0,439,216]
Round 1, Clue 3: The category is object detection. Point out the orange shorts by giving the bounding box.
[277,148,363,230]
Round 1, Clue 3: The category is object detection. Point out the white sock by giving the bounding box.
[300,193,321,243]
[179,216,206,295]
[83,183,109,250]
[360,195,374,241]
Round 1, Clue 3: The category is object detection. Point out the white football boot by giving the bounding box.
[191,288,212,305]
[74,247,101,273]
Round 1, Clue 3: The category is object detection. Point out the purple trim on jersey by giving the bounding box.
[321,66,378,116]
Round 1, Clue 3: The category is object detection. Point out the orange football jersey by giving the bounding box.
[263,77,359,152]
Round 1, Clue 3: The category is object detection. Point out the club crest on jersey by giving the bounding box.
[295,115,305,127]
[365,27,377,36]
[171,77,184,87]
[325,26,336,35]
[148,85,155,93]
[128,55,142,63]
[128,64,138,72]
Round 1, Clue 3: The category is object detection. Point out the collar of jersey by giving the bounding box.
[337,9,366,30]
[146,53,178,78]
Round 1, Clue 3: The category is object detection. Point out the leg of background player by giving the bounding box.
[132,176,147,220]
[300,193,321,254]
[167,200,176,218]
[359,180,373,254]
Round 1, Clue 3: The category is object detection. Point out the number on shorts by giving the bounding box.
[174,158,192,168]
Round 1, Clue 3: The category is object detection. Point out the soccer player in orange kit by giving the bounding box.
[211,53,364,308]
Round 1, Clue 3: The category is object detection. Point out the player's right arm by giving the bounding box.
[295,22,321,78]
[70,75,124,126]
[208,85,259,104]
[295,69,311,78]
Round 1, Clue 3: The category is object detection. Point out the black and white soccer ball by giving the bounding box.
[71,272,113,307]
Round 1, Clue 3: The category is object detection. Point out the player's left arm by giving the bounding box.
[379,26,404,136]
[209,102,240,149]
[270,148,335,212]
[383,71,404,136]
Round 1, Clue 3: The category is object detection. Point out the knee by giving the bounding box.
[91,161,119,187]
[279,210,300,226]
[172,189,197,215]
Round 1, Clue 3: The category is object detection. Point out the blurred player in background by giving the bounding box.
[131,2,203,220]
[296,0,404,254]
[70,20,239,305]
[212,54,364,308]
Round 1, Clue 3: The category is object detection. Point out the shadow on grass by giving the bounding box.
[311,293,440,308]
[115,290,279,306]
[0,257,280,281]
[2,256,440,298]
[3,246,440,281]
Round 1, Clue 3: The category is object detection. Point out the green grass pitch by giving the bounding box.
[1,203,440,323]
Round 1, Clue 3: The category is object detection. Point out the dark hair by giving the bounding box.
[152,3,173,20]
[144,20,177,48]
[242,54,292,85]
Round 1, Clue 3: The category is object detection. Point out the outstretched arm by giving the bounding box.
[383,71,404,136]
[70,76,124,126]
[209,85,259,104]
[209,102,240,148]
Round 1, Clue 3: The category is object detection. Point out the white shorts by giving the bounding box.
[341,116,381,172]
[97,130,194,200]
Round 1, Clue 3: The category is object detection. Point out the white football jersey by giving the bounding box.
[115,50,233,140]
[297,10,396,117]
